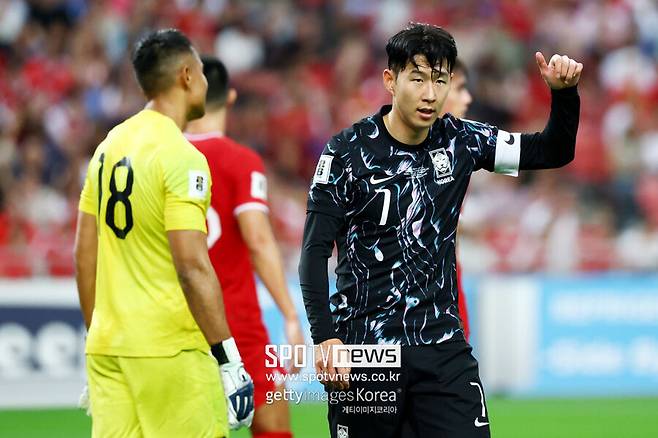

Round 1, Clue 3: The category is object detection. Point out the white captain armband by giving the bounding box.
[494,129,521,177]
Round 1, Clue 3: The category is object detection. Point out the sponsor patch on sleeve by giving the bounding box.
[188,170,209,199]
[250,171,268,200]
[313,154,333,184]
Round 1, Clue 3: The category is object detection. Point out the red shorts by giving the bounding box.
[231,319,286,408]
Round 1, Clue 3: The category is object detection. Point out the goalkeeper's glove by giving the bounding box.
[78,383,91,416]
[211,337,254,430]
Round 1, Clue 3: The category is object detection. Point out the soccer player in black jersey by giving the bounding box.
[299,23,582,438]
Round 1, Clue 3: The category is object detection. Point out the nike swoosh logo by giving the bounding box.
[369,175,396,185]
[504,132,515,146]
[474,418,489,428]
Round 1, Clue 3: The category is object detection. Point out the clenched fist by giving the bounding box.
[536,52,583,90]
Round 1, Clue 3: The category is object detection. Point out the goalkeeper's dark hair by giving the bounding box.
[386,23,457,75]
[201,55,230,109]
[132,29,194,99]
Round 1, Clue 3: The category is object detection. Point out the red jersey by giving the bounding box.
[187,132,269,331]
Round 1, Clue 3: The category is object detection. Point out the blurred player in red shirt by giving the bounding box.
[441,59,473,340]
[187,56,302,438]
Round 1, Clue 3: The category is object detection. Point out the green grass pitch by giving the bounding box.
[1,398,657,437]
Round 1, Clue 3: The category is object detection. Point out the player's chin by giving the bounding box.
[187,104,206,121]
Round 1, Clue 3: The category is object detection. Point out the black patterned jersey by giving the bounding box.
[307,105,520,345]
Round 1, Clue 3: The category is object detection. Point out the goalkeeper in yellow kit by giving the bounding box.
[74,29,254,438]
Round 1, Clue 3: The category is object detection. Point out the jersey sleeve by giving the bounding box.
[232,148,269,216]
[160,143,212,232]
[79,154,99,216]
[306,135,352,218]
[461,118,521,177]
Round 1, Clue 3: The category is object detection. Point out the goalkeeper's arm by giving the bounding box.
[73,211,98,416]
[168,229,232,344]
[74,211,98,329]
[168,229,254,429]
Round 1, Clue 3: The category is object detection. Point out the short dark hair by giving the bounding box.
[386,23,457,75]
[132,29,194,98]
[201,55,230,108]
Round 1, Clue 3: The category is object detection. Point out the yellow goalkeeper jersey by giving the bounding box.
[79,109,211,357]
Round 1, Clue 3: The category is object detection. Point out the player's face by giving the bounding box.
[186,50,208,121]
[388,55,451,132]
[442,71,472,118]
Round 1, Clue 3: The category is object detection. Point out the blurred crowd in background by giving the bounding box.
[1,0,657,277]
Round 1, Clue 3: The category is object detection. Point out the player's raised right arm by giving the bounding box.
[467,53,581,176]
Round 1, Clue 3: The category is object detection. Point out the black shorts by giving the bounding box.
[327,340,490,438]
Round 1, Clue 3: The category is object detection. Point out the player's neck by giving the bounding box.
[384,107,429,146]
[186,109,226,135]
[145,99,188,130]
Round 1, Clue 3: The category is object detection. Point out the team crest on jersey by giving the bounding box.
[337,424,349,438]
[429,149,453,183]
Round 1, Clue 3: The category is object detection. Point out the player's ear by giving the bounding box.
[180,63,192,90]
[227,88,237,106]
[383,69,395,96]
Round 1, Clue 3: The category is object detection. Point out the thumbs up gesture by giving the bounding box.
[535,52,583,90]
